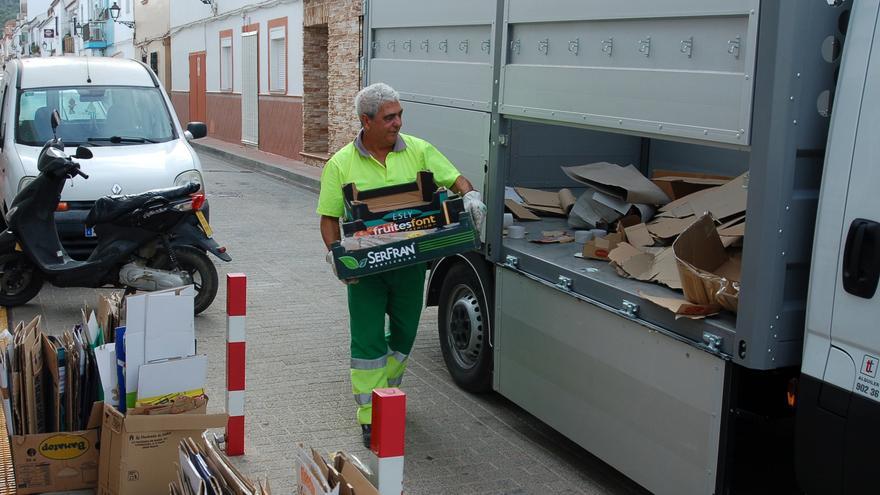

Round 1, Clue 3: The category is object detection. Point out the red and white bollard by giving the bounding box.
[371,388,406,494]
[226,273,247,456]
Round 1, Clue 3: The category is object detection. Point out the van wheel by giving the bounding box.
[0,253,43,306]
[438,263,493,393]
[150,246,218,315]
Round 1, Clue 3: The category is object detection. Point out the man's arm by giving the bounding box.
[451,175,475,195]
[320,215,342,251]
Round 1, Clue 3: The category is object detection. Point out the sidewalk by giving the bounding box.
[190,137,322,193]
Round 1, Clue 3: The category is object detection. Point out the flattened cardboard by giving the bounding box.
[624,223,654,248]
[98,404,227,495]
[673,214,741,312]
[651,173,730,201]
[136,355,207,406]
[647,216,700,241]
[515,187,562,208]
[562,162,670,205]
[609,243,682,290]
[660,173,748,221]
[638,291,721,319]
[504,199,540,221]
[10,402,103,495]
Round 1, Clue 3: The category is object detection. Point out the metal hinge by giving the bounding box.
[618,300,639,319]
[703,332,723,352]
[555,276,572,291]
[498,134,509,146]
[504,255,518,268]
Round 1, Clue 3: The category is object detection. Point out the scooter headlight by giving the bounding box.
[17,176,36,194]
[174,170,204,193]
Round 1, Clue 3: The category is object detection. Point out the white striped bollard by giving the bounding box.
[226,273,247,456]
[372,388,406,494]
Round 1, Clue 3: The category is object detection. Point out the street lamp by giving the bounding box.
[109,2,135,28]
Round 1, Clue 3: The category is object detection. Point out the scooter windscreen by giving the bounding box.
[37,139,72,174]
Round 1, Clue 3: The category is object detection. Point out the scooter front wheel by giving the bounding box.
[0,253,43,306]
[149,246,218,315]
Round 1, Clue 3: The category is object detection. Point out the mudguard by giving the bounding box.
[0,230,18,254]
[171,216,232,262]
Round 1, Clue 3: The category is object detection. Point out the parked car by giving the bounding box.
[0,56,208,259]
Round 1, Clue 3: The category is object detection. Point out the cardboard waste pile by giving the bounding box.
[0,314,105,494]
[170,432,270,495]
[99,286,226,495]
[0,288,226,495]
[331,171,479,280]
[505,160,748,319]
[574,165,747,318]
[295,444,378,495]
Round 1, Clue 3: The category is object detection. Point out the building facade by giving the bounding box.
[134,0,170,89]
[301,0,361,166]
[170,0,304,159]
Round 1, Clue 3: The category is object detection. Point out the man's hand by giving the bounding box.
[326,250,358,285]
[462,191,487,234]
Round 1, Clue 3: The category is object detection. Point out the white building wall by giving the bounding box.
[170,0,303,96]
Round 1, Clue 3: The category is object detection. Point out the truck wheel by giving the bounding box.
[438,263,492,392]
[0,253,43,306]
[151,247,218,315]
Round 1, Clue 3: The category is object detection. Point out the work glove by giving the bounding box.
[463,190,487,235]
[326,250,358,285]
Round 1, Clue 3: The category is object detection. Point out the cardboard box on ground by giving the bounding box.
[504,160,747,319]
[170,432,270,495]
[0,287,221,494]
[296,444,379,495]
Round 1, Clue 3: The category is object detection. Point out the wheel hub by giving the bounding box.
[447,286,484,369]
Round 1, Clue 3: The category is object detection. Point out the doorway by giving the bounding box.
[302,25,329,159]
[188,51,206,122]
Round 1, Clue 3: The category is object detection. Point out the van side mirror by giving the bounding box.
[186,122,207,140]
[51,109,61,131]
[73,146,93,159]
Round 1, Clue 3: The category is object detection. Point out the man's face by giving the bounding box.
[362,101,403,148]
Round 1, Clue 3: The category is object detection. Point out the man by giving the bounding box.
[317,83,486,448]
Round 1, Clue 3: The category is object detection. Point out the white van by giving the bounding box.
[0,57,208,258]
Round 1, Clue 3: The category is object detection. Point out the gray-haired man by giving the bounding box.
[316,83,486,447]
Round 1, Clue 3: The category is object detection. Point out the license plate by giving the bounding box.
[195,211,213,237]
[84,226,97,238]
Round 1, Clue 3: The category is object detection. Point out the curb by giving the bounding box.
[191,141,321,193]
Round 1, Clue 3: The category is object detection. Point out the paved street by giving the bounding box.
[14,151,649,495]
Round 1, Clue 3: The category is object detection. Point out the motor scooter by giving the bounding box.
[0,110,231,314]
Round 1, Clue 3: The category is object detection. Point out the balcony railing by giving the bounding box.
[83,21,105,42]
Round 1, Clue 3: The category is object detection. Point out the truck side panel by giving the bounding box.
[495,268,725,495]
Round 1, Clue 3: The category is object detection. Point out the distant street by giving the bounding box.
[15,151,649,495]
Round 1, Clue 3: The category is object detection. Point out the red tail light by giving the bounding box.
[190,193,206,211]
[56,202,69,212]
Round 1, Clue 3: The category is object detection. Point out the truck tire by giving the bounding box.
[0,252,43,306]
[151,246,218,315]
[438,262,493,392]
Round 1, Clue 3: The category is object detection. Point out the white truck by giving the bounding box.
[364,0,874,493]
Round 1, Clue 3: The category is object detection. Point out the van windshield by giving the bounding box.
[16,86,177,146]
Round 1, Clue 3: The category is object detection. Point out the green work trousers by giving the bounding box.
[347,264,426,425]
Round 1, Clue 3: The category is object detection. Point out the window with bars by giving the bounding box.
[220,35,232,91]
[269,26,286,93]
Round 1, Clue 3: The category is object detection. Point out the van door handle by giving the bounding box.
[842,218,880,298]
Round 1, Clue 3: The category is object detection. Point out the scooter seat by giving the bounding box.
[85,183,200,226]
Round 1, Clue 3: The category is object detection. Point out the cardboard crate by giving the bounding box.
[341,171,465,237]
[97,404,226,495]
[332,213,479,280]
[9,403,103,495]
